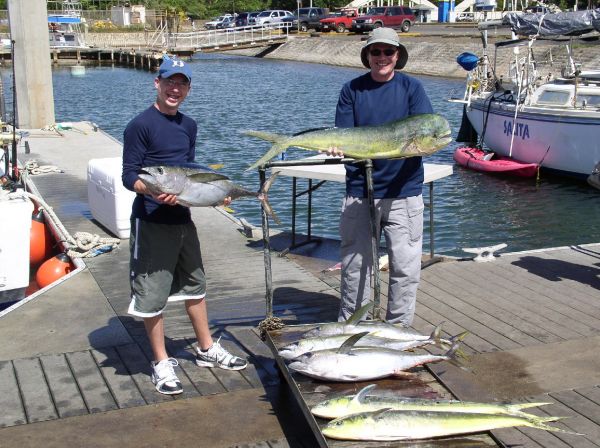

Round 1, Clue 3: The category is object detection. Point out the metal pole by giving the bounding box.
[291,177,297,247]
[307,178,312,241]
[365,160,381,321]
[259,168,274,318]
[429,181,434,259]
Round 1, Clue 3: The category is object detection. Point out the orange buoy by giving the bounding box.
[36,253,73,288]
[30,210,53,266]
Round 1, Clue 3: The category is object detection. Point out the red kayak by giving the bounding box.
[453,147,539,177]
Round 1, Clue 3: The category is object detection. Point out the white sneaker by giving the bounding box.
[195,338,248,371]
[151,358,183,395]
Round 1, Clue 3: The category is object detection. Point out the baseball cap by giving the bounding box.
[360,27,408,70]
[158,56,192,82]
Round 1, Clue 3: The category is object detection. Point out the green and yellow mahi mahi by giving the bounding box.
[244,113,452,171]
[311,384,553,420]
[322,408,581,441]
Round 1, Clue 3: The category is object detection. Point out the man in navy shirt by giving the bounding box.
[329,27,433,326]
[122,57,247,395]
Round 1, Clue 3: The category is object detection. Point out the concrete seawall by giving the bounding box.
[86,32,600,80]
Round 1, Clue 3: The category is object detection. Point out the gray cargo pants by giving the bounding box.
[338,195,424,326]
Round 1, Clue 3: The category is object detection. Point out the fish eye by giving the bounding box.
[157,167,164,174]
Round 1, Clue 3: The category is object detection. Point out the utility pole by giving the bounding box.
[8,0,55,129]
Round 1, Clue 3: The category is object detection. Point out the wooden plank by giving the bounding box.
[66,351,118,413]
[437,262,584,341]
[115,343,173,404]
[13,357,58,423]
[39,353,88,418]
[227,327,279,388]
[163,338,202,399]
[424,264,563,344]
[91,347,146,408]
[0,360,27,427]
[417,282,521,351]
[180,338,227,396]
[491,428,543,448]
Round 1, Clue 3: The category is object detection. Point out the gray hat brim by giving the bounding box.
[361,41,408,70]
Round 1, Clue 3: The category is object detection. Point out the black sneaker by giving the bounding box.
[151,358,183,395]
[195,338,248,371]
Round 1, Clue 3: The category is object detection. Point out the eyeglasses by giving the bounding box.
[161,78,190,88]
[369,48,397,57]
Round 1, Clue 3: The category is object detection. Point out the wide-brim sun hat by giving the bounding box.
[360,27,408,70]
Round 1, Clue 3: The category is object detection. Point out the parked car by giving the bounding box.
[319,8,359,33]
[235,11,260,27]
[350,6,415,33]
[254,10,295,26]
[204,14,233,30]
[216,16,236,29]
[293,7,330,32]
[280,14,296,30]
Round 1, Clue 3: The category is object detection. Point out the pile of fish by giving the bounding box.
[244,113,453,171]
[137,163,280,223]
[313,385,581,441]
[280,304,467,382]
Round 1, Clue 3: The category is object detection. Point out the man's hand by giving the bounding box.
[223,196,232,207]
[134,179,178,205]
[321,146,345,157]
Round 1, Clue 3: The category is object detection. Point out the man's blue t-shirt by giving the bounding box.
[122,106,197,224]
[335,72,433,198]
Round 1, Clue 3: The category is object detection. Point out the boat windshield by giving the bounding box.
[535,90,570,106]
[576,93,600,108]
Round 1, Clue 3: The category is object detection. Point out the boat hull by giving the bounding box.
[454,147,538,177]
[465,98,600,178]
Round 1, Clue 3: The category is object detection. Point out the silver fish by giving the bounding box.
[287,332,461,382]
[278,324,465,360]
[138,164,280,223]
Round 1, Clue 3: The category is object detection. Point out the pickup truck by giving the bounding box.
[319,8,359,33]
[293,7,330,32]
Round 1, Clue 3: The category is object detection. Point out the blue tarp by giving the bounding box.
[48,15,81,24]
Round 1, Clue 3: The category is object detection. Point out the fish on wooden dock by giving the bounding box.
[321,408,580,441]
[137,163,280,223]
[311,384,553,420]
[287,332,461,382]
[244,113,452,170]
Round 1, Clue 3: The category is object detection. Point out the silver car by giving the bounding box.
[254,10,295,26]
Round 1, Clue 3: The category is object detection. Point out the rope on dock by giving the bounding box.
[6,187,120,258]
[258,316,285,340]
[23,160,63,175]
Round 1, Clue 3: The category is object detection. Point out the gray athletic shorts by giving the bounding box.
[127,218,206,318]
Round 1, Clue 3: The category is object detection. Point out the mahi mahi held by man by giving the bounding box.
[138,164,280,223]
[244,113,452,171]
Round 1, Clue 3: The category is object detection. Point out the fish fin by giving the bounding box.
[370,408,393,420]
[347,302,372,325]
[509,402,553,411]
[353,384,377,405]
[244,129,285,143]
[221,206,234,214]
[337,332,370,354]
[258,171,281,225]
[245,130,289,171]
[187,172,230,183]
[208,163,224,170]
[526,418,583,436]
[246,142,289,171]
[429,323,443,345]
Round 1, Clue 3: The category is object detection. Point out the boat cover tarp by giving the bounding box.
[502,9,600,36]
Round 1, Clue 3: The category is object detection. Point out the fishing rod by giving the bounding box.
[10,39,18,184]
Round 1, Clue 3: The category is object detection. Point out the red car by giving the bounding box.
[350,6,415,33]
[319,8,359,33]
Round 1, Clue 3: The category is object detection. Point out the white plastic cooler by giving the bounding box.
[0,195,34,292]
[87,157,136,239]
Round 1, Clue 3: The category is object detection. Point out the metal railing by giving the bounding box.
[148,22,291,50]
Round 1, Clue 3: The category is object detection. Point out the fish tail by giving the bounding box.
[258,171,281,225]
[508,402,553,412]
[245,130,290,171]
[525,417,583,435]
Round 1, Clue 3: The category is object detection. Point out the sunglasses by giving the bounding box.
[162,78,190,88]
[369,48,397,57]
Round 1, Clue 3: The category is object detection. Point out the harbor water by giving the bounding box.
[22,53,600,256]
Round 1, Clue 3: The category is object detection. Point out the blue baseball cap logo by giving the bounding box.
[158,56,192,82]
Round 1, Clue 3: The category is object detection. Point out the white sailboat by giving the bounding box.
[453,9,600,179]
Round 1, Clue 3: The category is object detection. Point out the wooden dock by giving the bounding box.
[0,122,599,447]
